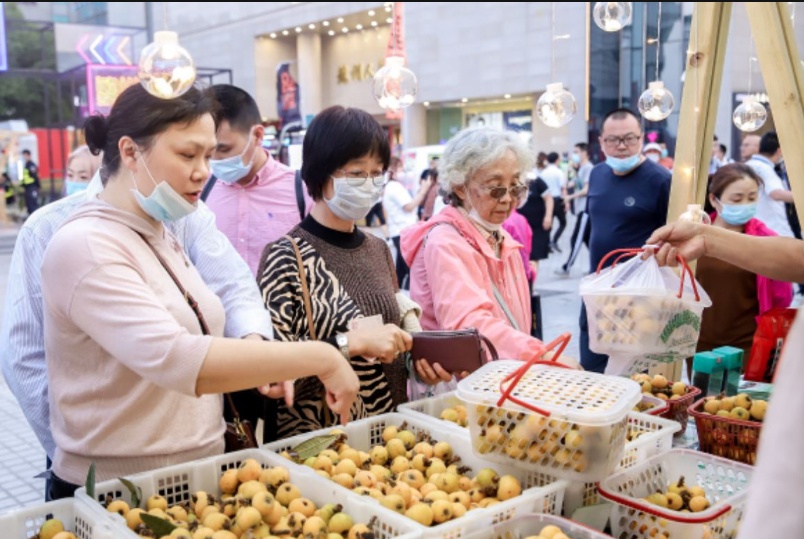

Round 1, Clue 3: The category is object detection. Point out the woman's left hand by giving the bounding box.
[414,358,454,385]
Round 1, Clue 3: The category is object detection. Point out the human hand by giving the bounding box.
[348,324,412,364]
[643,221,707,267]
[258,380,295,407]
[413,359,455,385]
[317,346,360,425]
[542,216,552,231]
[543,352,583,370]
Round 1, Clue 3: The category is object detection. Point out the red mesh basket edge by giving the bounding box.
[658,385,701,432]
[688,397,763,465]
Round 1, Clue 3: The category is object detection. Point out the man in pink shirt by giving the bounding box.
[206,84,313,275]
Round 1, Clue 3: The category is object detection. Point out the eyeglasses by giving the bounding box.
[478,183,529,200]
[602,134,642,148]
[334,169,387,187]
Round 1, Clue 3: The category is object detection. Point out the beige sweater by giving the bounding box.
[41,200,226,484]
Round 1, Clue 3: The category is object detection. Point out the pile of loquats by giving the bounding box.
[282,424,523,527]
[630,374,690,402]
[643,476,711,514]
[101,459,374,539]
[522,524,574,539]
[32,518,76,539]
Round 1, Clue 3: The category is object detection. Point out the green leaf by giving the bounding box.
[141,513,177,536]
[85,462,96,501]
[291,434,340,461]
[118,477,141,509]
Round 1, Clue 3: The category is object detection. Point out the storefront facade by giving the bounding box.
[160,2,804,158]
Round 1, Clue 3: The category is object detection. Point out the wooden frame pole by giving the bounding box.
[667,2,732,221]
[746,2,804,225]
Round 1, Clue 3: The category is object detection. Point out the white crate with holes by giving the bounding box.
[462,513,614,539]
[74,448,419,539]
[598,449,753,539]
[263,412,568,539]
[397,391,469,434]
[0,498,115,539]
[456,360,642,482]
[398,392,680,517]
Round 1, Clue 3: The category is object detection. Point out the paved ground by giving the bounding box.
[0,214,588,512]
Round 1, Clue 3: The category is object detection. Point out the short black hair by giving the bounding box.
[574,142,588,153]
[22,149,31,155]
[301,106,391,201]
[719,143,728,155]
[84,84,217,179]
[601,108,641,131]
[547,152,560,164]
[759,131,780,156]
[210,84,261,134]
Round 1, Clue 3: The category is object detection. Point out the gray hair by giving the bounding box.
[438,126,535,206]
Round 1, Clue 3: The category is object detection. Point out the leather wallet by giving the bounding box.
[410,328,499,374]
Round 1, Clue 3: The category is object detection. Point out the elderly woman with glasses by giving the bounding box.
[258,106,446,439]
[401,127,577,372]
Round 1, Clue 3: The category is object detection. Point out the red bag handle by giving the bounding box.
[496,332,572,416]
[595,246,701,303]
[596,482,732,523]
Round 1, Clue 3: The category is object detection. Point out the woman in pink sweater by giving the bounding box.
[401,127,577,368]
[40,84,362,498]
[696,163,793,360]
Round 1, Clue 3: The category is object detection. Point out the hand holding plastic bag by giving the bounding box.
[580,247,711,363]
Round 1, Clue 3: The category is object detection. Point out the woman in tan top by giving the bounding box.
[40,84,364,499]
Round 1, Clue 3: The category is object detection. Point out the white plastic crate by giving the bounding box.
[402,393,679,518]
[264,412,568,539]
[456,360,642,482]
[462,513,614,539]
[397,391,468,434]
[560,412,681,517]
[633,394,668,416]
[74,448,419,539]
[0,498,115,539]
[598,449,753,539]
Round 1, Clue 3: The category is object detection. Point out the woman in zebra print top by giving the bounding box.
[258,106,450,440]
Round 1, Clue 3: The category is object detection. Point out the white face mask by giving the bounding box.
[646,153,661,163]
[131,152,197,222]
[466,190,502,231]
[325,176,383,221]
[209,129,258,184]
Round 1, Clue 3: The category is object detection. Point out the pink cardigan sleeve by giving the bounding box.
[423,226,545,360]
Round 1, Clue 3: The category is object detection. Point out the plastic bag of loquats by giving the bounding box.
[580,247,711,374]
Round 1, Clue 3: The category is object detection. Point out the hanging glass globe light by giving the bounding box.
[593,2,633,32]
[372,56,418,110]
[138,31,196,99]
[638,81,675,122]
[679,204,712,225]
[536,83,577,128]
[732,96,768,132]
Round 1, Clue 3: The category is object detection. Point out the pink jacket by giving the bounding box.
[401,206,544,360]
[502,211,534,281]
[711,214,793,314]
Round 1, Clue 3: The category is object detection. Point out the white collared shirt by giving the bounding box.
[0,174,272,459]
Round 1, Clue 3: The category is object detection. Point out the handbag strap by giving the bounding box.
[480,333,499,361]
[284,235,317,340]
[285,235,338,425]
[425,221,521,331]
[490,281,520,331]
[136,232,244,422]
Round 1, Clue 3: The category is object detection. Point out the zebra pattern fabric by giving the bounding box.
[259,227,400,439]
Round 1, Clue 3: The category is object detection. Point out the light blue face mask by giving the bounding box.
[65,180,89,196]
[571,153,581,165]
[717,199,757,226]
[131,154,197,222]
[209,131,258,184]
[661,148,669,158]
[606,154,642,174]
